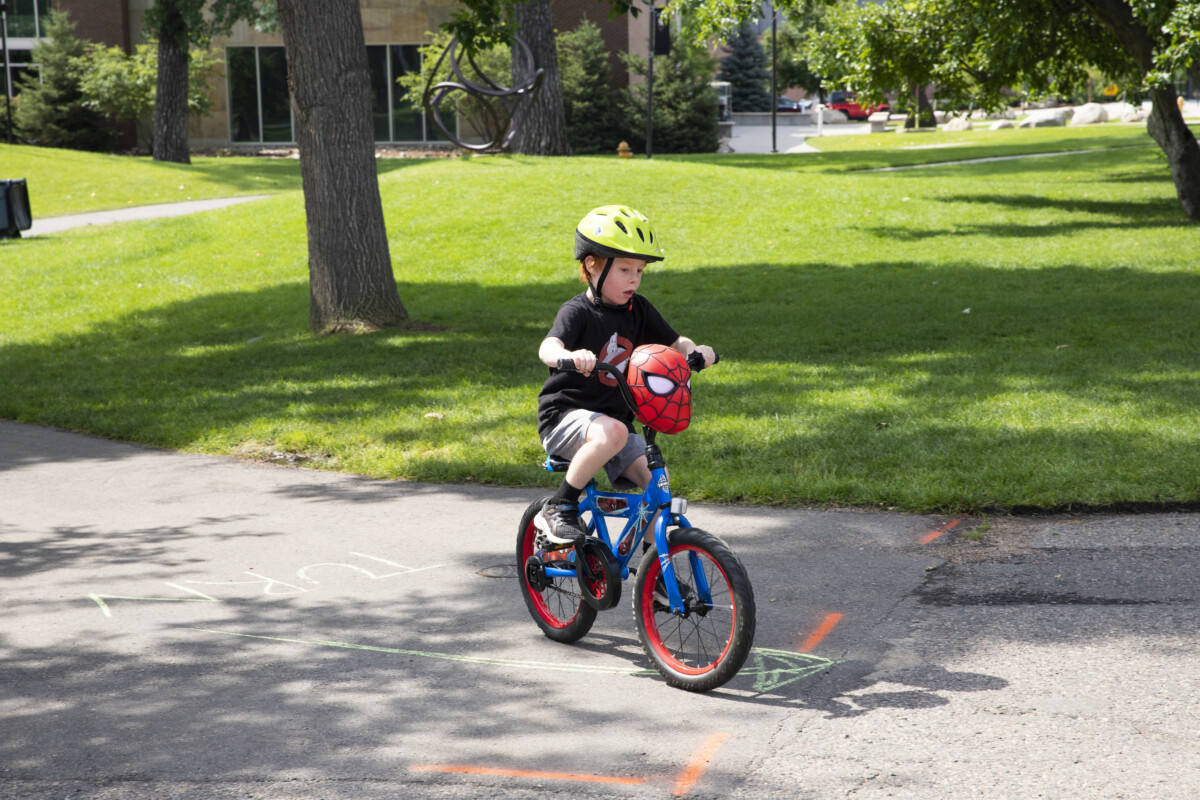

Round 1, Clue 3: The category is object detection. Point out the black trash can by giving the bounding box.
[0,179,32,239]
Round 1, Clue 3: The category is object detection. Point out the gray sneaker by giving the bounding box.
[534,501,587,546]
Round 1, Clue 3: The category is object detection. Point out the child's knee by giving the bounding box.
[588,415,629,448]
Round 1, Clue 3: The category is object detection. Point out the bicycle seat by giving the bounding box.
[544,454,639,493]
[544,454,572,473]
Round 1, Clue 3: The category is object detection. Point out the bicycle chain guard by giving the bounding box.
[575,538,621,611]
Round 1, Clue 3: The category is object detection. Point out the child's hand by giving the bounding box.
[569,350,598,376]
[694,345,717,369]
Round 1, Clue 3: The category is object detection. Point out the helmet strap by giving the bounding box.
[587,257,632,311]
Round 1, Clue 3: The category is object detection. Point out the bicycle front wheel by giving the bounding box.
[634,527,756,692]
[516,497,597,643]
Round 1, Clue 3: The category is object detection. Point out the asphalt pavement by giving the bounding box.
[3,420,1199,799]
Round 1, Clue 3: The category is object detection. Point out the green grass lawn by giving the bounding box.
[1,125,1197,512]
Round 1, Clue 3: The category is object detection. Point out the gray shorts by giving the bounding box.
[541,408,646,489]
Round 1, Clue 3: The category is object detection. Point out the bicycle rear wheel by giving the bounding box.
[516,497,597,643]
[634,527,755,691]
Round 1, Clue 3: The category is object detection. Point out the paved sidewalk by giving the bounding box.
[4,419,1200,799]
[27,195,272,236]
[729,121,869,154]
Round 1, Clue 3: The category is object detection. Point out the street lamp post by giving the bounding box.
[645,2,654,159]
[770,4,777,153]
[1,2,12,145]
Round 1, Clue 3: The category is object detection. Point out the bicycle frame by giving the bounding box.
[540,440,714,616]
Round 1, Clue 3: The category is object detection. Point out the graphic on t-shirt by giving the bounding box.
[598,332,633,386]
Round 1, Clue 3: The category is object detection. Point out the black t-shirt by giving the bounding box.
[537,293,679,440]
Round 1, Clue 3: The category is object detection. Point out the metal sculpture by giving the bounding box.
[421,36,543,153]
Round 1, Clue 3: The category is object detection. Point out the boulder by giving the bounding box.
[989,119,1014,130]
[814,106,840,124]
[1070,102,1108,125]
[1121,109,1146,123]
[1017,107,1073,128]
[943,116,973,131]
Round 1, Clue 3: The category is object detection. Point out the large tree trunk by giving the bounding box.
[509,0,572,155]
[1147,86,1200,221]
[1079,0,1200,220]
[152,5,191,164]
[276,0,408,333]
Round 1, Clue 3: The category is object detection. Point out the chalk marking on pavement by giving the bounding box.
[186,628,836,691]
[88,552,447,615]
[297,553,449,584]
[673,732,730,796]
[798,612,844,653]
[410,764,646,785]
[183,572,308,595]
[185,627,641,675]
[920,519,961,544]
[88,583,220,618]
[745,648,838,693]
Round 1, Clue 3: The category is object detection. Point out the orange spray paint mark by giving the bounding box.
[798,612,843,653]
[673,732,730,796]
[919,518,961,544]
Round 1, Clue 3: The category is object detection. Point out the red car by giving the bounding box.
[826,90,890,121]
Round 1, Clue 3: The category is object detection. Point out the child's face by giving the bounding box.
[587,256,646,306]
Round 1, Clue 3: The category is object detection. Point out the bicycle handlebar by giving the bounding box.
[555,349,718,419]
[555,348,718,376]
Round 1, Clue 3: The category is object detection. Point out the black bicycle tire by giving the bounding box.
[633,527,756,691]
[516,497,597,643]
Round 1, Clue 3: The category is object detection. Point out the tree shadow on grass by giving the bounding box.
[1,256,1197,507]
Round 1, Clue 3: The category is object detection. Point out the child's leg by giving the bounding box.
[616,454,652,489]
[565,415,629,490]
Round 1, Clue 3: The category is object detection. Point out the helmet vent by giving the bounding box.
[637,228,645,241]
[614,219,628,234]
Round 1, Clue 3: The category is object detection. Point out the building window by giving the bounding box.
[6,0,50,39]
[369,43,445,143]
[227,43,444,145]
[3,49,36,98]
[227,46,293,143]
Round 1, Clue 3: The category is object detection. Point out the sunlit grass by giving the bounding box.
[1,130,1197,512]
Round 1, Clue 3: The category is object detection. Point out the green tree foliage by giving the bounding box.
[13,11,114,150]
[78,43,220,150]
[716,23,773,112]
[619,33,719,154]
[558,20,623,155]
[794,0,1200,219]
[142,0,274,163]
[766,13,824,99]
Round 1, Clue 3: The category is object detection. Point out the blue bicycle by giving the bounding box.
[517,352,756,692]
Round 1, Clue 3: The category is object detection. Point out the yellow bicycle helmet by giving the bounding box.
[574,205,664,263]
[574,205,664,309]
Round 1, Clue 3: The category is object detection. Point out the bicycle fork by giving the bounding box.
[647,456,713,617]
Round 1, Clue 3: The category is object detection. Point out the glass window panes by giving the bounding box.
[224,42,443,144]
[8,0,49,38]
[367,46,390,141]
[227,47,260,142]
[257,47,291,142]
[391,44,424,142]
[226,46,292,143]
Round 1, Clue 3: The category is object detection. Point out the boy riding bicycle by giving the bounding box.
[536,205,716,546]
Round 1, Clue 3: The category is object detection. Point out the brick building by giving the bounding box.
[3,0,650,147]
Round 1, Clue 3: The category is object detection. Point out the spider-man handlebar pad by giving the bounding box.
[556,350,718,417]
[555,349,718,376]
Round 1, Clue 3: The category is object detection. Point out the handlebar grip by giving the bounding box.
[687,349,720,371]
[557,358,578,372]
